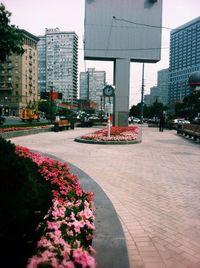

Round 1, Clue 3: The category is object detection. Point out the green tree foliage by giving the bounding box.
[129,103,141,118]
[38,100,57,119]
[129,101,168,119]
[175,91,200,119]
[0,3,24,62]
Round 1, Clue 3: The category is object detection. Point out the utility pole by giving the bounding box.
[50,88,53,124]
[140,63,145,124]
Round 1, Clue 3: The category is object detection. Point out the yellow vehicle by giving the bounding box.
[20,108,40,122]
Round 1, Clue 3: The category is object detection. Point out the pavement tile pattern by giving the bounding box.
[10,126,200,268]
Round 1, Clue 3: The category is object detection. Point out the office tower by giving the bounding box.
[79,72,89,100]
[38,28,78,104]
[80,68,106,110]
[37,36,46,94]
[169,17,200,103]
[149,86,159,105]
[157,68,169,105]
[0,30,39,116]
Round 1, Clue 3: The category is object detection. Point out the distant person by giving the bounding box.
[159,114,165,132]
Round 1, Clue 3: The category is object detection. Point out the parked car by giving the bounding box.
[173,118,190,124]
[132,117,141,124]
[129,117,141,124]
[193,117,200,124]
[88,115,99,120]
[168,118,190,129]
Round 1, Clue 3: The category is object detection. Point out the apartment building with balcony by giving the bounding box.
[0,30,39,116]
[37,28,78,105]
[169,17,200,104]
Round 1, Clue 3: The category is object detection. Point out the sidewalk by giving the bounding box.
[10,126,200,268]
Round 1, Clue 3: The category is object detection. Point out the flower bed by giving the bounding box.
[15,146,96,268]
[0,125,51,133]
[79,126,139,143]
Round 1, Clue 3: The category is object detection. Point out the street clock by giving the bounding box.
[103,85,114,97]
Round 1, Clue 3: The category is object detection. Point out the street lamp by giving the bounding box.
[140,63,145,124]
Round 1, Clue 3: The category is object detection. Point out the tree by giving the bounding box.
[148,101,167,118]
[175,91,200,119]
[38,100,54,116]
[0,3,24,62]
[129,101,168,119]
[129,103,141,118]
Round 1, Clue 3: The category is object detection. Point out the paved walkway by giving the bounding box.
[10,125,200,268]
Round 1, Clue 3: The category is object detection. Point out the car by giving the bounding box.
[88,115,99,120]
[167,118,190,129]
[193,117,200,124]
[132,117,141,123]
[129,117,141,124]
[174,119,190,124]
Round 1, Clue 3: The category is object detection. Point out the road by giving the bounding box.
[1,116,49,125]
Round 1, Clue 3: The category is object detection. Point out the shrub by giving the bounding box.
[0,137,53,267]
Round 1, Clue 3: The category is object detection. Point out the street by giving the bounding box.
[1,116,49,126]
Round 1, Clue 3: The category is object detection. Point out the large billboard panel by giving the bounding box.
[84,0,162,62]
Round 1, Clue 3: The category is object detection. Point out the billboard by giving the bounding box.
[84,0,162,62]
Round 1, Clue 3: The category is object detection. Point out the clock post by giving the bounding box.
[103,85,115,138]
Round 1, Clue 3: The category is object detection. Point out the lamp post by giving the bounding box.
[100,95,103,121]
[140,63,145,124]
[103,85,114,138]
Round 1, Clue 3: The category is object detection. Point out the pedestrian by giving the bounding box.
[159,113,165,132]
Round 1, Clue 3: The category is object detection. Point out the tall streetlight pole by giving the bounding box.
[140,63,145,124]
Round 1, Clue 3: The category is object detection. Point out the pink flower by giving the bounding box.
[15,145,96,268]
[81,126,138,141]
[61,260,75,268]
[73,248,96,268]
[72,220,85,233]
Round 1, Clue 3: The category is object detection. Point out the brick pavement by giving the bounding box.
[10,125,200,268]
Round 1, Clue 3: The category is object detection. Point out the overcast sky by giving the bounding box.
[2,0,200,105]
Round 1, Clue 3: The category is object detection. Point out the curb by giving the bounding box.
[74,137,141,145]
[0,127,53,139]
[74,127,142,145]
[32,151,130,268]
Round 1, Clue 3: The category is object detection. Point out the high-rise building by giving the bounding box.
[79,72,89,100]
[149,86,159,105]
[0,30,39,116]
[37,36,46,94]
[79,68,106,110]
[169,17,200,104]
[157,68,169,105]
[38,28,78,105]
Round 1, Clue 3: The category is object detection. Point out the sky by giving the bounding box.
[2,0,200,106]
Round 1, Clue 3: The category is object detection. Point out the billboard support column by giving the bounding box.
[114,58,130,126]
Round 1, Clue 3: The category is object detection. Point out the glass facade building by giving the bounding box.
[169,17,200,103]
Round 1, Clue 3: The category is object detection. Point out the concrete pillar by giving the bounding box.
[114,58,130,126]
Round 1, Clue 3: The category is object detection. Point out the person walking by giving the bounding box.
[159,113,165,132]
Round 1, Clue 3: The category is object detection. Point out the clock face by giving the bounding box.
[103,86,114,96]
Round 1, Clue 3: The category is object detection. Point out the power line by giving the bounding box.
[113,16,172,30]
[86,18,172,31]
[106,17,114,56]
